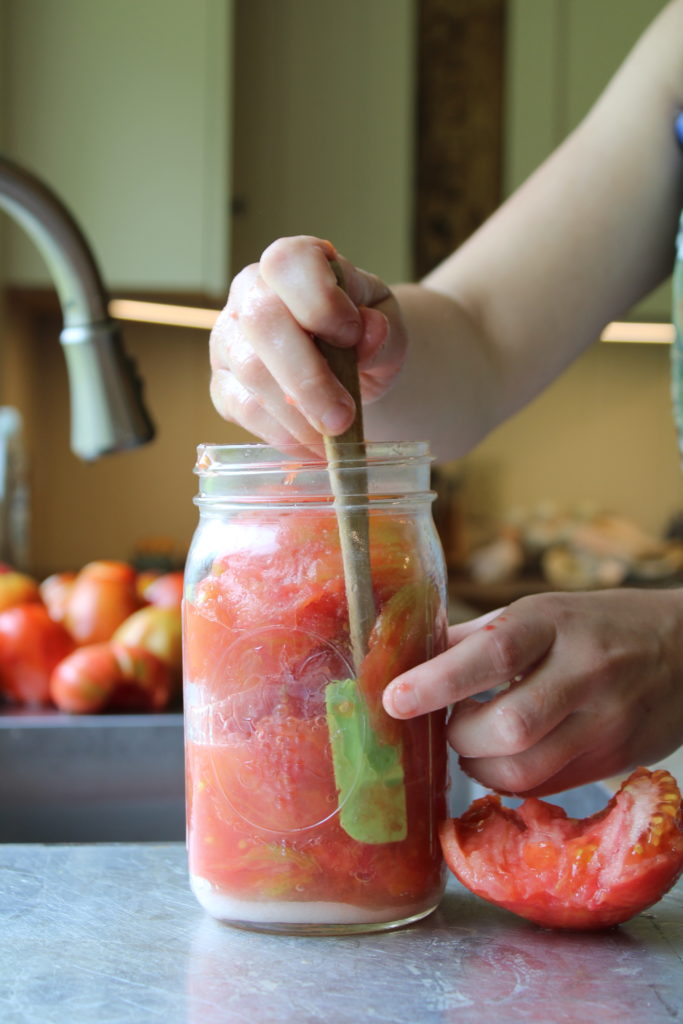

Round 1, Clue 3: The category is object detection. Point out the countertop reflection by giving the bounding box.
[1,843,682,1023]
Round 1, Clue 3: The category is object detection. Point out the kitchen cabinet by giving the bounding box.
[0,0,233,297]
[0,0,416,299]
[505,0,672,322]
[230,0,415,284]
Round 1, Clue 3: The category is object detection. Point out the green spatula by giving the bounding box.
[318,261,407,844]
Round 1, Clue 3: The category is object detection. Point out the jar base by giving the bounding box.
[190,874,442,935]
[222,904,440,936]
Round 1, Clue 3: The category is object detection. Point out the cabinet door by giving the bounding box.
[505,0,671,321]
[230,0,415,286]
[2,0,232,297]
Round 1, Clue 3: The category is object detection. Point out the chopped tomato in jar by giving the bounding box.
[183,507,449,928]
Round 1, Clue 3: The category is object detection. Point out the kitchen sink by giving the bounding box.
[0,710,612,844]
[0,709,185,842]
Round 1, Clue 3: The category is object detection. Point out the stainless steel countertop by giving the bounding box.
[1,842,681,1024]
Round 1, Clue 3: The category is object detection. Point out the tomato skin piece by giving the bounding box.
[439,767,683,931]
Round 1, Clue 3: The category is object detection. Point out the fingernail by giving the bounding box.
[386,682,418,717]
[321,400,354,434]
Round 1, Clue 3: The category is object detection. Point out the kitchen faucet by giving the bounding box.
[0,154,154,460]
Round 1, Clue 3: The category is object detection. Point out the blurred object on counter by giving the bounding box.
[450,501,683,611]
[0,408,29,572]
[130,535,185,574]
[541,545,628,590]
[665,510,683,544]
[466,526,525,585]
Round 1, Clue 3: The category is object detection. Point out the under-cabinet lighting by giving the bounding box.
[600,321,675,344]
[109,298,220,330]
[110,299,676,346]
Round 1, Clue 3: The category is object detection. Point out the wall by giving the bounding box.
[459,342,681,538]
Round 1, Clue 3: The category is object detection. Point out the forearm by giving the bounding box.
[369,0,683,459]
[363,283,504,460]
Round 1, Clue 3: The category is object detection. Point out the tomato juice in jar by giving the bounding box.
[183,442,450,934]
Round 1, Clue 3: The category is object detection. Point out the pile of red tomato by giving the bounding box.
[0,561,183,713]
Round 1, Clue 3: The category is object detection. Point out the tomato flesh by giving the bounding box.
[184,510,449,912]
[439,767,683,930]
[186,712,446,907]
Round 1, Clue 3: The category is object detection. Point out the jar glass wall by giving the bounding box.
[183,442,450,934]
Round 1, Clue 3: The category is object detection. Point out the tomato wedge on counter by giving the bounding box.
[439,767,683,930]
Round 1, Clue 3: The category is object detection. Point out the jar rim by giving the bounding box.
[194,441,432,475]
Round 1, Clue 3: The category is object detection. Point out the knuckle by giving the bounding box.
[525,592,573,633]
[229,262,261,296]
[492,702,534,754]
[487,629,523,678]
[211,268,266,346]
[239,284,282,330]
[261,238,356,340]
[260,236,308,278]
[211,371,263,424]
[232,384,266,422]
[297,365,334,398]
[234,349,269,392]
[493,757,536,794]
[490,757,538,796]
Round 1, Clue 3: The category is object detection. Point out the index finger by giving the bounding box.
[260,236,391,346]
[246,237,391,435]
[382,608,556,719]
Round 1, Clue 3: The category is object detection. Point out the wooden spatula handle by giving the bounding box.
[317,262,374,672]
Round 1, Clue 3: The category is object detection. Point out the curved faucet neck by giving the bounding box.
[0,155,109,328]
[0,154,155,460]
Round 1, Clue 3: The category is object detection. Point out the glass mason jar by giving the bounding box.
[183,442,450,934]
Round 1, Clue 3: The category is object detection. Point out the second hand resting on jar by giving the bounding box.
[382,587,683,797]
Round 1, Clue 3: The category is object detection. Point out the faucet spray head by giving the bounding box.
[60,320,155,460]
